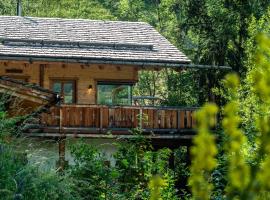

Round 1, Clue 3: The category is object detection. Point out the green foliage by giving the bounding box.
[112,132,178,199]
[189,34,270,199]
[222,74,250,196]
[68,131,179,200]
[0,96,77,200]
[0,134,77,200]
[188,103,218,199]
[69,142,119,200]
[149,175,167,200]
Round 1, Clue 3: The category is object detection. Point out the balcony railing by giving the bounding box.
[40,104,198,134]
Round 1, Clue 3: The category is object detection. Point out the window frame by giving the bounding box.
[95,80,134,105]
[50,78,77,104]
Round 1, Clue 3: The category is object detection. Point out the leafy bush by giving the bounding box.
[0,103,78,200]
[69,129,179,200]
[189,34,270,199]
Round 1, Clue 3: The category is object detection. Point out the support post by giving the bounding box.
[58,137,66,171]
[57,101,67,170]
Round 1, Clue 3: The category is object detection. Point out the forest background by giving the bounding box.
[1,0,270,200]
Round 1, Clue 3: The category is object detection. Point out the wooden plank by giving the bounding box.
[153,110,159,129]
[126,108,132,128]
[160,110,165,129]
[82,107,87,127]
[53,107,59,126]
[89,107,94,127]
[115,108,121,128]
[186,111,191,128]
[121,107,125,128]
[69,106,74,127]
[62,107,68,126]
[165,110,171,129]
[81,107,85,127]
[171,110,177,129]
[142,109,148,128]
[84,107,93,127]
[179,111,185,129]
[191,111,196,128]
[75,107,81,126]
[94,107,100,128]
[148,109,154,129]
[134,109,139,128]
[102,107,109,128]
[109,108,114,128]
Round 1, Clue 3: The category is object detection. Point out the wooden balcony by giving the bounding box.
[28,105,199,139]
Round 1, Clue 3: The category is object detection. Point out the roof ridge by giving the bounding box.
[1,37,154,51]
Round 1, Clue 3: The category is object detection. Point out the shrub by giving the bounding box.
[189,34,270,199]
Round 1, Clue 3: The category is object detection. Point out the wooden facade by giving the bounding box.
[0,60,199,137]
[0,60,138,104]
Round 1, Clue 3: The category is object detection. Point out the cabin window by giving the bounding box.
[52,80,76,104]
[97,82,132,105]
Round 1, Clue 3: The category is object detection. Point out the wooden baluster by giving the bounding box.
[102,107,109,129]
[180,110,185,129]
[186,111,191,128]
[173,111,176,128]
[191,111,196,128]
[100,107,103,131]
[160,110,165,129]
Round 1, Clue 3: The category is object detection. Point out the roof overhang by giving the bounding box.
[0,55,231,70]
[0,76,59,116]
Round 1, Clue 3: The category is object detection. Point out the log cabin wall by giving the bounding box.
[0,61,139,104]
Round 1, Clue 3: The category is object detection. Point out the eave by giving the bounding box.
[0,54,231,70]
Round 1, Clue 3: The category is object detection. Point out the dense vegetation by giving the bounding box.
[1,0,270,199]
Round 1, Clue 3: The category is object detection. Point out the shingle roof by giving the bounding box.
[0,16,191,67]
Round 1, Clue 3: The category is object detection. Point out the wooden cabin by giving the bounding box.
[0,16,199,141]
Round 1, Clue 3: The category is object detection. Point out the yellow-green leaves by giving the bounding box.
[224,73,240,94]
[189,103,218,200]
[252,34,270,104]
[188,30,270,200]
[223,74,251,192]
[149,175,167,200]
